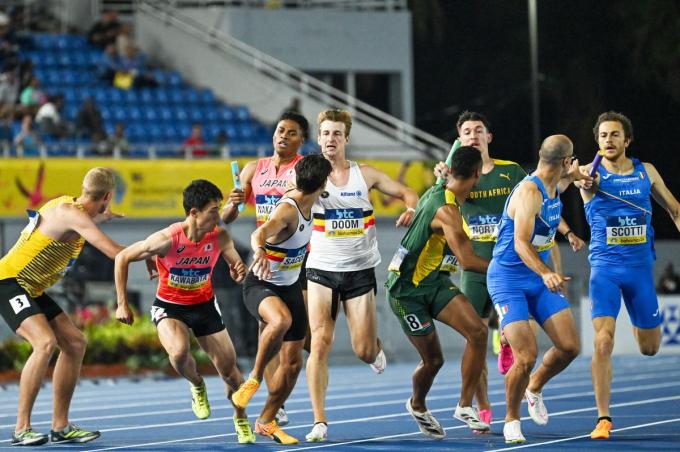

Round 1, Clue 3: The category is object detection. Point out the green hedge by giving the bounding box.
[0,316,210,372]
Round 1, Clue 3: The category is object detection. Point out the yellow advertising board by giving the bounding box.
[0,158,434,218]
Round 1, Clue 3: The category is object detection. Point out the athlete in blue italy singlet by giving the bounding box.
[488,175,569,328]
[585,158,659,328]
[580,112,680,440]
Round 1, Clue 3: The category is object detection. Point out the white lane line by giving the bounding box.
[5,366,680,431]
[279,395,680,452]
[486,417,680,451]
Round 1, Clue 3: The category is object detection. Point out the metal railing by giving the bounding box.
[138,1,449,160]
[165,0,407,12]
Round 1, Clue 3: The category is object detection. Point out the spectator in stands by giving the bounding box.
[0,107,12,146]
[87,9,121,48]
[657,262,680,294]
[116,23,133,56]
[75,98,105,139]
[103,122,129,156]
[13,114,41,155]
[19,76,45,114]
[213,130,229,157]
[118,44,158,88]
[183,123,207,158]
[36,94,69,138]
[0,70,19,107]
[98,43,120,84]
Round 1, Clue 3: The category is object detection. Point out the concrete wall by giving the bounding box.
[178,6,414,123]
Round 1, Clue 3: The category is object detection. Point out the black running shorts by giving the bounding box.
[150,297,225,338]
[242,272,307,342]
[0,278,63,332]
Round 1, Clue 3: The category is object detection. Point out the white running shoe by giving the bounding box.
[453,404,490,431]
[275,407,289,426]
[405,399,445,440]
[503,420,526,444]
[525,388,548,425]
[369,349,387,374]
[305,422,328,442]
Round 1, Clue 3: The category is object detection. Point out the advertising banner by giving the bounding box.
[0,159,435,218]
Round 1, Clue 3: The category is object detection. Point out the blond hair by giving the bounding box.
[82,167,116,200]
[317,109,352,138]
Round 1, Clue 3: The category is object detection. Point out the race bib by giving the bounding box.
[440,254,459,272]
[606,215,646,245]
[255,194,282,224]
[532,222,556,252]
[467,213,501,242]
[167,267,211,290]
[388,245,409,273]
[324,208,365,238]
[272,246,307,271]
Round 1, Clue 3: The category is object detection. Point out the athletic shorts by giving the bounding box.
[306,267,377,301]
[386,276,462,336]
[298,253,307,290]
[242,272,307,342]
[150,298,225,338]
[0,278,63,332]
[461,270,493,318]
[487,261,569,329]
[590,264,661,329]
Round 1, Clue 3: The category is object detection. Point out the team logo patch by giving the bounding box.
[176,245,186,254]
[203,243,213,252]
[150,306,168,322]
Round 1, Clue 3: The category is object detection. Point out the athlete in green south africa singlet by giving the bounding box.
[457,159,525,316]
[385,185,463,335]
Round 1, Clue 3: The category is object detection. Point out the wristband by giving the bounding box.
[564,230,573,238]
[406,207,416,214]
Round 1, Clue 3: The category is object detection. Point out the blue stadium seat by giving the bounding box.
[203,107,219,122]
[183,89,199,104]
[169,88,184,104]
[143,106,159,122]
[154,89,169,104]
[173,106,188,122]
[108,88,124,104]
[123,90,138,104]
[163,125,179,141]
[188,107,204,123]
[159,106,173,122]
[235,106,250,121]
[220,107,235,122]
[198,89,216,104]
[126,106,142,122]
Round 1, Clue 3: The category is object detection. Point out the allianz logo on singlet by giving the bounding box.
[340,190,362,197]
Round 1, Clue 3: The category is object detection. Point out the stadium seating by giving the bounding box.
[15,33,321,158]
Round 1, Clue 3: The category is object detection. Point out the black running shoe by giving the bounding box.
[50,424,101,443]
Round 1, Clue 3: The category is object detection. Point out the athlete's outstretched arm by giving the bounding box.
[646,162,680,232]
[250,203,296,280]
[360,164,418,227]
[433,204,488,273]
[511,183,569,292]
[64,204,124,259]
[114,231,172,325]
[221,160,257,224]
[557,159,592,193]
[218,228,246,284]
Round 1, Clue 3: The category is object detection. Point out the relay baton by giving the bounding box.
[589,150,605,177]
[230,161,244,212]
[436,139,462,186]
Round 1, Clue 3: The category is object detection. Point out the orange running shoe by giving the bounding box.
[232,377,260,409]
[590,419,612,439]
[255,419,299,445]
